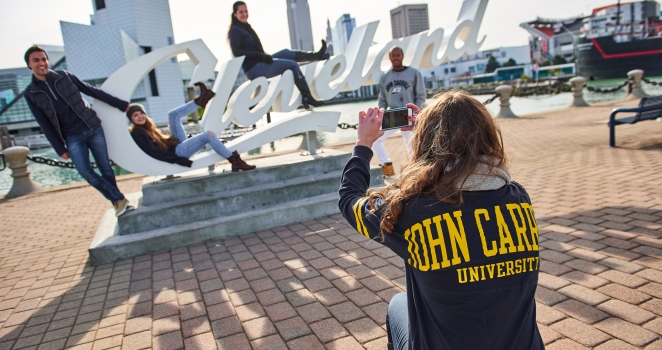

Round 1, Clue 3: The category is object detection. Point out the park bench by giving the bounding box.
[609,95,662,147]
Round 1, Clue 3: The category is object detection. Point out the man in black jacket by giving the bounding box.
[23,46,133,217]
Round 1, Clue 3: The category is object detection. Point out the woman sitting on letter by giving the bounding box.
[127,83,255,172]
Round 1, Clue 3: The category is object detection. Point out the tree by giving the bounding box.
[552,55,567,65]
[486,55,501,73]
[502,58,518,67]
[540,60,552,67]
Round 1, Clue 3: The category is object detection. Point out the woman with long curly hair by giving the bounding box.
[128,83,255,172]
[339,90,543,350]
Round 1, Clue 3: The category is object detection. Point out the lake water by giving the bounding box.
[2,77,660,195]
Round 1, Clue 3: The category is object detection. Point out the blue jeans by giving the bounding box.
[168,101,233,159]
[66,126,124,204]
[245,49,301,80]
[386,292,409,350]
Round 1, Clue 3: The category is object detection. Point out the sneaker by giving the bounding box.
[114,198,133,217]
[381,162,395,177]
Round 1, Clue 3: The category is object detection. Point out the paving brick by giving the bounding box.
[644,317,662,336]
[274,316,311,341]
[640,283,662,299]
[536,302,567,325]
[555,299,609,324]
[594,339,639,350]
[535,286,568,306]
[597,300,656,324]
[558,285,610,306]
[309,318,349,343]
[242,316,277,341]
[211,315,243,338]
[597,283,652,305]
[598,270,649,288]
[594,318,659,347]
[285,289,317,307]
[537,323,563,345]
[234,302,266,322]
[599,257,645,274]
[313,287,348,307]
[561,271,609,289]
[250,334,287,350]
[538,272,571,290]
[302,277,333,293]
[550,318,611,347]
[183,332,218,350]
[328,302,366,323]
[564,259,608,274]
[263,302,297,323]
[296,302,332,324]
[641,299,662,316]
[286,334,325,350]
[324,335,365,350]
[539,261,573,276]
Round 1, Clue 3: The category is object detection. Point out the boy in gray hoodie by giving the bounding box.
[375,47,426,176]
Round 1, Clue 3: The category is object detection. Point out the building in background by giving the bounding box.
[390,4,429,39]
[325,19,334,56]
[520,16,585,64]
[60,0,184,125]
[330,14,356,56]
[286,0,314,51]
[419,45,532,87]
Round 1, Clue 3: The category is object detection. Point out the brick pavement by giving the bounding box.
[1,98,662,349]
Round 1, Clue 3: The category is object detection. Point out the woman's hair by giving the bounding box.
[130,116,179,151]
[227,1,247,41]
[368,89,507,235]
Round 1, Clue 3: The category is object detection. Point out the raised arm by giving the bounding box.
[67,71,129,112]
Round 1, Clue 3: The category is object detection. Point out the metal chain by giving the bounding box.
[26,155,117,169]
[337,123,358,130]
[642,78,661,86]
[584,79,631,93]
[483,93,500,105]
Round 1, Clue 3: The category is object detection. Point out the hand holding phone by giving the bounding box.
[381,107,413,130]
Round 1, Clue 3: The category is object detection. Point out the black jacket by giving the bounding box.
[24,70,129,156]
[129,127,192,167]
[339,146,544,350]
[229,23,270,72]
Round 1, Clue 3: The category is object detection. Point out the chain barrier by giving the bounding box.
[584,79,631,93]
[337,123,358,130]
[26,155,117,169]
[483,94,500,105]
[642,78,661,86]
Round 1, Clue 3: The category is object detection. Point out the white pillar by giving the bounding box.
[495,85,518,118]
[569,77,590,107]
[4,146,41,199]
[627,69,648,99]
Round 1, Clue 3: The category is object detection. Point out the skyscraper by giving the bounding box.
[331,14,356,56]
[60,0,184,124]
[286,0,314,51]
[390,4,430,39]
[325,18,334,56]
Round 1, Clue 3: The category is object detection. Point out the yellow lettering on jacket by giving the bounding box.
[410,223,426,270]
[411,223,430,271]
[404,229,416,268]
[424,216,450,270]
[445,211,470,265]
[468,266,480,282]
[457,268,468,283]
[506,203,533,252]
[520,203,539,251]
[495,206,517,254]
[475,208,498,257]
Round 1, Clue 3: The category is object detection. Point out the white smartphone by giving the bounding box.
[381,107,413,130]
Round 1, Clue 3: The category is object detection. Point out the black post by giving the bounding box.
[266,112,271,124]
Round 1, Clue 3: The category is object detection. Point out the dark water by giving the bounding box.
[2,77,660,195]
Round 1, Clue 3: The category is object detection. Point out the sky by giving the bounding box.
[0,0,626,70]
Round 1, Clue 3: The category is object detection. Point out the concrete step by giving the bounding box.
[141,149,352,207]
[119,170,347,235]
[90,192,341,265]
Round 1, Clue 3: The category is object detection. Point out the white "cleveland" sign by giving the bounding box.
[93,0,488,175]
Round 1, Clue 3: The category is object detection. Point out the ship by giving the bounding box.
[520,0,662,80]
[575,0,662,80]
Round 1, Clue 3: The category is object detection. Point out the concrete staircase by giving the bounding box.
[88,149,383,265]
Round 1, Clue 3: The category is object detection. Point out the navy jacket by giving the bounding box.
[24,70,129,156]
[339,146,544,350]
[229,23,269,72]
[129,127,192,167]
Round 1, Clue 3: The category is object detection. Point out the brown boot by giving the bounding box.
[227,151,256,172]
[381,162,395,177]
[194,82,215,108]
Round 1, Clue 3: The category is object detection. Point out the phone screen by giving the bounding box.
[382,108,411,130]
